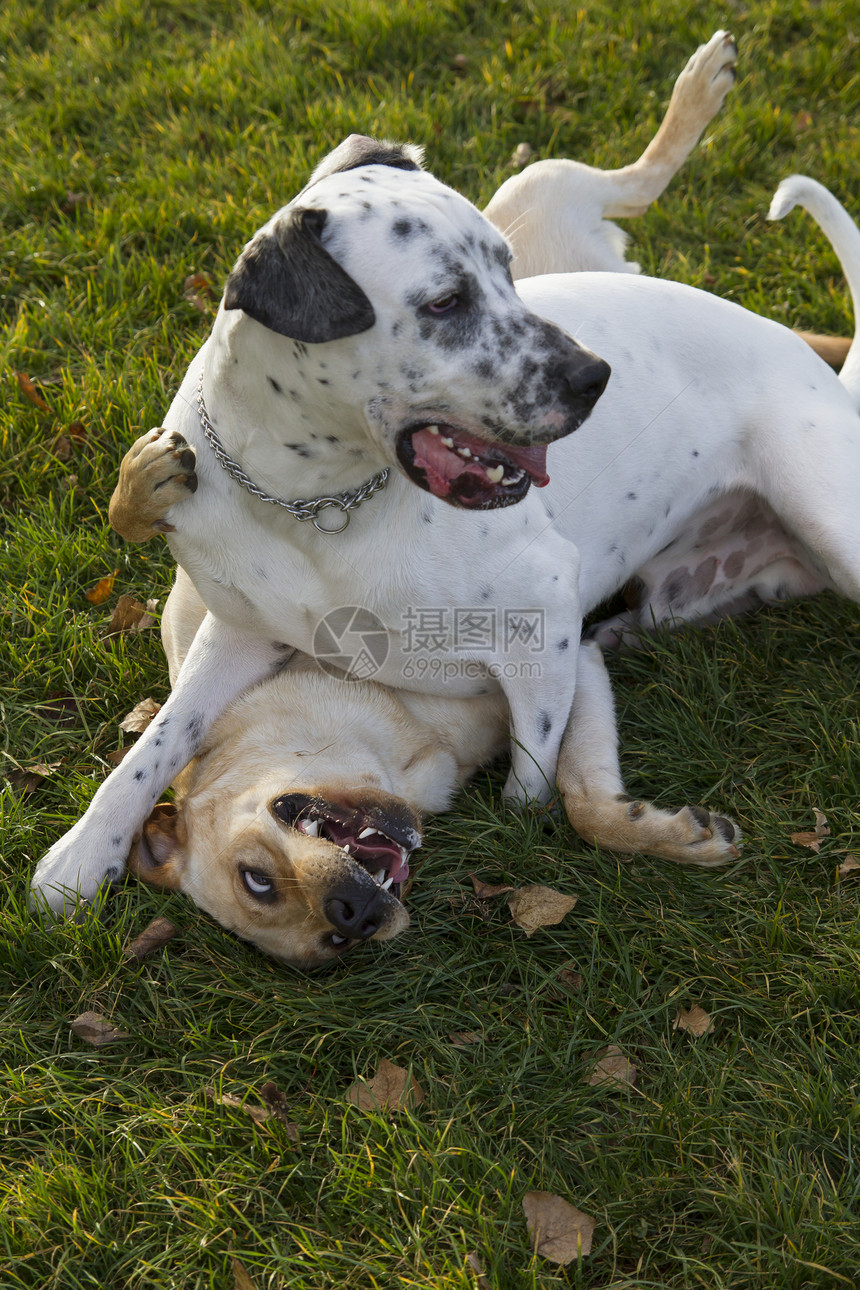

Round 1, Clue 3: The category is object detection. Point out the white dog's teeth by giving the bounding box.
[372,867,387,886]
[441,436,454,448]
[357,827,375,839]
[382,876,394,891]
[343,843,352,854]
[457,447,472,459]
[331,934,347,946]
[501,469,524,487]
[302,819,320,837]
[427,425,439,435]
[486,465,504,484]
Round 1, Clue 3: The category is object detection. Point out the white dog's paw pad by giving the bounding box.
[678,30,738,114]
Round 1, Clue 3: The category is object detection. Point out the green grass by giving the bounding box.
[3,0,860,1285]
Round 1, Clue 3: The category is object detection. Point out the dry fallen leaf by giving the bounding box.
[259,1080,300,1142]
[794,110,814,132]
[585,1044,637,1090]
[85,569,119,606]
[5,760,61,796]
[838,855,860,878]
[119,697,162,734]
[184,271,217,311]
[15,370,51,412]
[448,1031,482,1047]
[465,1251,490,1288]
[232,1258,259,1290]
[106,747,131,766]
[123,917,178,960]
[36,693,81,726]
[104,594,157,638]
[673,1005,713,1037]
[70,1011,130,1047]
[61,191,87,214]
[508,884,577,936]
[204,1087,271,1126]
[790,808,830,852]
[469,872,514,898]
[345,1058,426,1112]
[522,1190,595,1264]
[557,966,583,994]
[512,142,533,166]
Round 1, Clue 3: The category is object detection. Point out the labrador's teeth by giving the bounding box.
[372,868,387,886]
[398,844,410,861]
[427,425,439,435]
[357,827,375,839]
[486,464,504,484]
[501,470,524,487]
[441,436,455,448]
[302,819,320,837]
[382,876,394,892]
[342,843,352,854]
[457,447,472,459]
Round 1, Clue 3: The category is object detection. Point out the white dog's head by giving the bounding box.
[219,135,610,509]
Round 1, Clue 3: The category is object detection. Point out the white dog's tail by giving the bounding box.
[768,175,860,408]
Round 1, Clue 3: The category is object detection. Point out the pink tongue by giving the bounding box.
[499,441,549,486]
[411,428,549,490]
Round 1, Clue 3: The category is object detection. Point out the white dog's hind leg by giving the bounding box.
[557,643,741,866]
[30,617,286,916]
[485,30,737,279]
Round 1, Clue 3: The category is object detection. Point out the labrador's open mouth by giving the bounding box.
[396,423,550,509]
[271,793,418,898]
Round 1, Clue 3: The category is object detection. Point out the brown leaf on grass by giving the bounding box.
[106,747,131,766]
[104,594,157,639]
[465,1251,490,1288]
[185,272,217,312]
[508,884,577,936]
[231,1258,259,1290]
[673,1005,713,1037]
[5,760,61,796]
[70,1011,130,1047]
[790,809,830,852]
[522,1190,595,1264]
[85,569,119,605]
[67,421,87,444]
[15,370,51,412]
[345,1058,426,1112]
[204,1087,271,1126]
[511,141,533,166]
[123,917,178,960]
[557,966,583,994]
[469,872,514,898]
[119,697,161,734]
[52,435,73,461]
[259,1080,300,1142]
[585,1044,636,1090]
[794,110,814,132]
[204,1084,299,1141]
[448,1031,482,1047]
[838,855,860,878]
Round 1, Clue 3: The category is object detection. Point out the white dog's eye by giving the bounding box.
[427,293,459,314]
[241,869,274,897]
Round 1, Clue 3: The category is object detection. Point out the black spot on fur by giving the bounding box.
[539,711,552,740]
[133,770,147,782]
[626,491,637,500]
[111,836,122,847]
[268,376,283,395]
[556,638,569,651]
[284,443,314,458]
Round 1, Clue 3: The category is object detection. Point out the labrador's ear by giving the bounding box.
[126,802,187,891]
[223,206,375,343]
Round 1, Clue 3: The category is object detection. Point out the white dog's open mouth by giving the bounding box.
[271,793,418,896]
[396,422,550,509]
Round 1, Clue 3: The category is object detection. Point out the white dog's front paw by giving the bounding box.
[675,29,738,121]
[30,823,127,917]
[502,769,554,806]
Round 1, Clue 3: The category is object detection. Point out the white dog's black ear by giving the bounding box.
[224,207,376,343]
[305,134,425,187]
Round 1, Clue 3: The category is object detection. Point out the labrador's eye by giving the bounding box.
[241,869,273,897]
[427,294,460,314]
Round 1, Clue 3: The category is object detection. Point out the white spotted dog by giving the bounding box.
[36,38,860,929]
[31,31,742,919]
